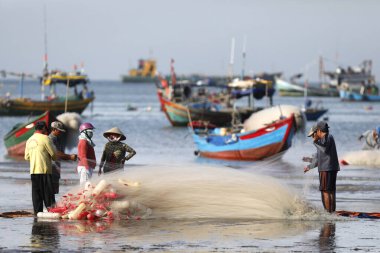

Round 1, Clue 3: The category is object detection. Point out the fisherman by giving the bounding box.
[303,121,340,213]
[24,121,57,215]
[77,122,96,185]
[358,127,380,150]
[98,127,136,175]
[49,121,77,202]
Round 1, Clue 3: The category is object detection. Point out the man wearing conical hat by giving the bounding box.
[98,127,136,175]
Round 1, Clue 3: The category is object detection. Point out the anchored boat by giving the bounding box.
[3,111,56,156]
[191,114,296,161]
[0,71,94,116]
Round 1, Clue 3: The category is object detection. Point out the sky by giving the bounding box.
[0,0,379,81]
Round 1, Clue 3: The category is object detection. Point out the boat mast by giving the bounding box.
[241,35,247,79]
[42,4,48,100]
[228,37,235,81]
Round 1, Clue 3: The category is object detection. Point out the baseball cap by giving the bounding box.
[51,121,66,132]
[307,125,317,137]
[316,121,329,132]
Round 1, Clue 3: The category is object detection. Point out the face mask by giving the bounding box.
[85,130,94,139]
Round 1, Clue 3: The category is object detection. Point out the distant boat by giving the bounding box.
[156,77,276,127]
[191,113,296,161]
[121,59,157,83]
[323,60,379,101]
[276,78,339,97]
[3,111,55,156]
[303,108,328,121]
[0,71,94,116]
[339,90,380,102]
[302,98,328,122]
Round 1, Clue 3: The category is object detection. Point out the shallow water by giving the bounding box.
[0,81,380,252]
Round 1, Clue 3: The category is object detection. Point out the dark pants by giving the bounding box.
[31,174,54,214]
[52,164,60,194]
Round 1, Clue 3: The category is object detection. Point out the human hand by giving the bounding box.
[302,156,312,162]
[304,167,310,173]
[70,154,77,161]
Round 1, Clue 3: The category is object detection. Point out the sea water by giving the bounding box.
[0,81,379,252]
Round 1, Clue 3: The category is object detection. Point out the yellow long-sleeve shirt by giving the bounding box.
[25,133,57,174]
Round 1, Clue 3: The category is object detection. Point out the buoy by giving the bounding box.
[93,180,108,195]
[110,200,130,210]
[68,203,86,220]
[37,212,61,219]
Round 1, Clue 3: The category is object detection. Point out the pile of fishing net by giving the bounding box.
[39,178,152,221]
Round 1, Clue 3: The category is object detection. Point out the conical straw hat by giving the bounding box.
[103,127,126,141]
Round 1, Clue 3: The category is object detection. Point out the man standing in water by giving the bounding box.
[303,121,340,213]
[49,121,77,203]
[25,121,57,215]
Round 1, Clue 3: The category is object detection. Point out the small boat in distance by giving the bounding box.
[275,77,339,97]
[324,60,379,101]
[121,59,157,83]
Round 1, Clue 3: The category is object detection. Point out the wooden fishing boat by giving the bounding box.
[0,72,94,116]
[157,89,259,127]
[191,114,296,161]
[156,59,273,127]
[0,96,94,116]
[3,111,56,156]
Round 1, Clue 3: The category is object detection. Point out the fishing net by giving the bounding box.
[46,169,151,221]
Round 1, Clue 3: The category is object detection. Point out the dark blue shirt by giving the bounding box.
[312,134,340,172]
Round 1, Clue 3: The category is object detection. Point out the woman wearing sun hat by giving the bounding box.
[98,127,136,175]
[358,126,380,150]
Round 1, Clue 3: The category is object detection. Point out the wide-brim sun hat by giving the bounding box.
[103,127,126,141]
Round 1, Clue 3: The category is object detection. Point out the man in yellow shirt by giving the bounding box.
[25,121,57,214]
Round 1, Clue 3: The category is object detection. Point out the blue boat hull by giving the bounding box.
[192,115,295,161]
[340,90,380,102]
